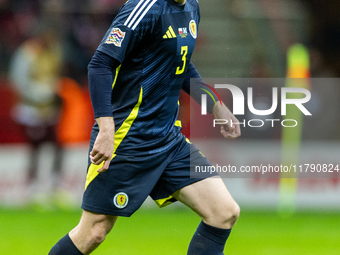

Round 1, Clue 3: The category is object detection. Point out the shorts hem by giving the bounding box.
[168,176,213,198]
[81,203,134,217]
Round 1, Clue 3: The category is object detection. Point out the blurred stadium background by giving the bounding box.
[0,0,340,254]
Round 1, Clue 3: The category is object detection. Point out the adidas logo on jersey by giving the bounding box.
[163,26,177,39]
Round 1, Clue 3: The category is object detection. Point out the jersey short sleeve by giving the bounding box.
[97,0,159,63]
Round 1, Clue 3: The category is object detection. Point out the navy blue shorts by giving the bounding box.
[81,132,214,217]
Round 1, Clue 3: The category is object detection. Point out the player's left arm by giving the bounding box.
[182,61,241,139]
[212,101,241,139]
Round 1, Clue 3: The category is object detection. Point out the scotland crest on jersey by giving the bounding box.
[105,28,126,47]
[189,20,197,39]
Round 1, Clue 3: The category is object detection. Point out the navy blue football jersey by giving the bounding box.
[96,0,200,155]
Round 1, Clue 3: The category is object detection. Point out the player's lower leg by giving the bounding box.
[187,202,239,255]
[48,210,117,255]
[187,219,236,255]
[49,234,83,255]
[173,177,240,255]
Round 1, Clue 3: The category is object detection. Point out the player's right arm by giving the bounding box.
[88,0,159,172]
[88,51,120,173]
[90,116,115,173]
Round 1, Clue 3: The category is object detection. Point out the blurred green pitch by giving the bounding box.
[0,206,339,255]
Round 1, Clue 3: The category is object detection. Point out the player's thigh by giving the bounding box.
[70,210,118,242]
[80,210,117,231]
[172,177,239,228]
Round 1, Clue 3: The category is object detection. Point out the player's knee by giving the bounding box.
[225,202,240,227]
[212,201,240,229]
[90,227,107,245]
[89,219,114,246]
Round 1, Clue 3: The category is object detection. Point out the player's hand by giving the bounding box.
[212,102,241,139]
[90,117,115,173]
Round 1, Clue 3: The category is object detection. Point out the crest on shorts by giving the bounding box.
[189,20,197,39]
[105,28,126,47]
[113,192,129,208]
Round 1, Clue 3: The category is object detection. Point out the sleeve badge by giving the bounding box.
[105,28,126,47]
